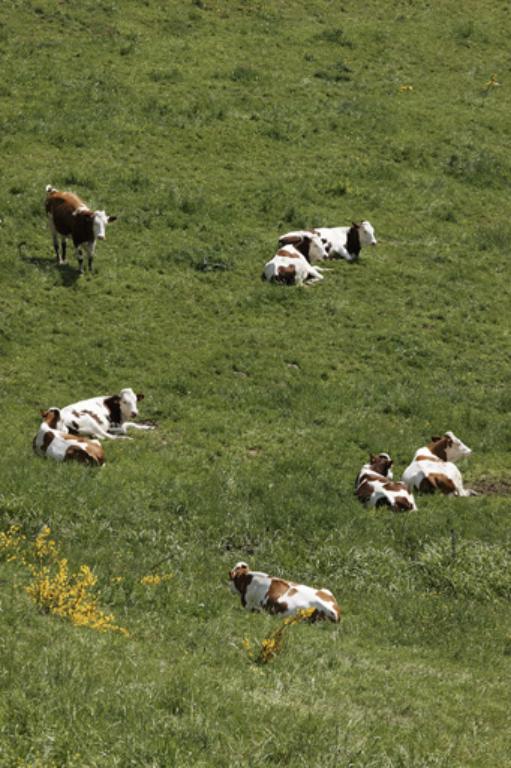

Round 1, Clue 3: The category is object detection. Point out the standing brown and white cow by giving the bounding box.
[45,185,117,273]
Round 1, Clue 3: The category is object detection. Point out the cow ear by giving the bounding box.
[40,409,48,417]
[352,221,360,228]
[108,215,117,223]
[369,453,376,463]
[431,435,441,443]
[136,393,145,401]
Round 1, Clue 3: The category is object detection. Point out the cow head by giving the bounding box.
[119,388,143,420]
[228,561,252,596]
[308,232,331,261]
[357,220,377,246]
[369,452,394,478]
[93,210,117,241]
[40,408,62,429]
[429,432,472,462]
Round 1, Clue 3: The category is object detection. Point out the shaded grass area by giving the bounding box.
[1,0,511,765]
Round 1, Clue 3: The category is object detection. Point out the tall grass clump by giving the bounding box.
[416,538,511,601]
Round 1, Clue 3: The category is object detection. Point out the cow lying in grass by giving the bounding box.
[229,562,340,622]
[401,432,477,496]
[355,453,417,511]
[313,220,377,261]
[262,246,325,285]
[277,230,331,262]
[33,409,104,466]
[45,185,117,273]
[59,388,155,440]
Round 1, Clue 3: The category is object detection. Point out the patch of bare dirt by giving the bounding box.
[471,479,511,495]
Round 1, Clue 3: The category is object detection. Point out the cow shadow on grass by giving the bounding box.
[18,243,82,287]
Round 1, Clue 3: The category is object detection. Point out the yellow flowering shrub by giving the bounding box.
[243,607,315,665]
[0,525,128,636]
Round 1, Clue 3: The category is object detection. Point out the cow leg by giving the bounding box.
[61,237,67,264]
[48,217,64,264]
[75,415,131,440]
[75,246,84,274]
[114,422,156,433]
[455,486,478,497]
[51,232,60,262]
[86,242,95,273]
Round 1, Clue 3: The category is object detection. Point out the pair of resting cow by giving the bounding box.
[262,220,377,286]
[33,388,154,467]
[356,431,476,512]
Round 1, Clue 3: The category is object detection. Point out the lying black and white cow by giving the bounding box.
[355,452,417,511]
[313,220,377,261]
[262,245,325,285]
[58,388,155,440]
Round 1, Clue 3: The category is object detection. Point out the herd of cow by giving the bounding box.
[43,182,376,281]
[38,185,476,622]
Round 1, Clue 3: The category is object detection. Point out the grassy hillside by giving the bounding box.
[1,0,511,765]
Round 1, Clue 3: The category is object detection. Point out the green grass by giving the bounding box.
[1,0,511,765]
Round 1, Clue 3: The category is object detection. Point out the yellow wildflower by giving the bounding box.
[140,572,173,586]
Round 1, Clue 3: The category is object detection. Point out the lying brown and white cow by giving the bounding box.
[59,388,154,441]
[33,409,104,466]
[313,220,377,261]
[401,432,476,496]
[45,185,117,273]
[262,245,325,285]
[277,230,332,263]
[228,561,340,622]
[355,452,417,511]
